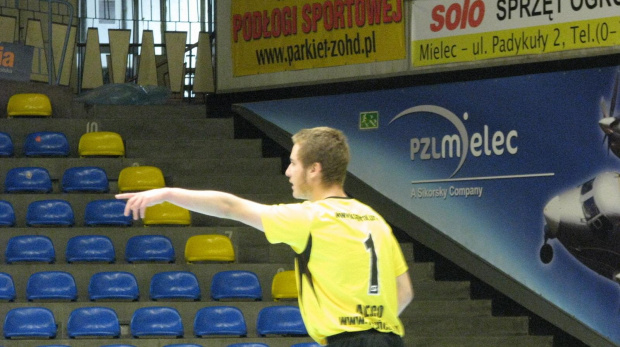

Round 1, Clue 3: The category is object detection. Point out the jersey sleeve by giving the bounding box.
[261,202,313,254]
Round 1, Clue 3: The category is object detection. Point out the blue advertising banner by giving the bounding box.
[0,42,33,82]
[238,65,620,344]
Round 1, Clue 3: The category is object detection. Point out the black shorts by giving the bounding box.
[326,329,404,347]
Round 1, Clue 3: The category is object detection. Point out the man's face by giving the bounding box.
[285,144,312,200]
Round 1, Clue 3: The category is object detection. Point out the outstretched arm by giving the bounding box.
[396,270,414,315]
[116,187,269,231]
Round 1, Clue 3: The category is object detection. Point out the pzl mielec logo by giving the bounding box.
[0,46,15,67]
[430,0,485,32]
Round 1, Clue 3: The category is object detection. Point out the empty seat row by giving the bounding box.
[3,234,237,264]
[31,343,319,347]
[0,130,126,157]
[2,165,166,193]
[0,198,190,227]
[3,305,307,339]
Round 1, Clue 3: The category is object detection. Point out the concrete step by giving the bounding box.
[411,281,471,300]
[402,299,493,318]
[407,335,554,347]
[404,315,530,336]
[79,104,207,119]
[127,139,264,159]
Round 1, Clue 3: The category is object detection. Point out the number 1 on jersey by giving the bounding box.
[365,234,379,294]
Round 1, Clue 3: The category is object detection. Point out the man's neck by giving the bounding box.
[310,184,347,202]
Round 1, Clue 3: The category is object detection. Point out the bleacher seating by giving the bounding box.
[88,271,139,301]
[150,271,201,301]
[23,131,70,156]
[26,199,75,226]
[130,306,184,338]
[61,166,110,193]
[4,167,53,193]
[26,271,77,301]
[7,93,52,117]
[144,201,191,226]
[291,343,321,347]
[125,235,175,263]
[3,307,57,338]
[185,234,235,263]
[118,165,165,192]
[256,306,307,337]
[78,131,125,157]
[272,270,298,301]
[5,235,56,264]
[211,270,262,301]
[67,307,121,338]
[66,235,116,263]
[0,200,16,226]
[84,199,132,226]
[0,131,14,156]
[0,272,16,301]
[193,306,247,337]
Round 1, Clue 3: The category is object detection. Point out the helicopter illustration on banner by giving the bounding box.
[540,69,620,284]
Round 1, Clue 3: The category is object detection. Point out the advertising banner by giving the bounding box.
[238,65,620,344]
[231,0,406,76]
[411,0,620,66]
[0,42,34,82]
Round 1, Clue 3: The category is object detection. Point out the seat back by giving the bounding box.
[67,307,120,338]
[130,306,184,338]
[194,306,247,337]
[24,131,69,156]
[78,131,125,157]
[144,202,191,226]
[0,132,14,156]
[0,272,16,301]
[272,270,298,301]
[125,235,175,263]
[84,199,132,226]
[5,235,55,263]
[256,306,307,337]
[3,307,57,338]
[66,235,115,263]
[4,167,52,193]
[26,271,77,301]
[0,200,16,226]
[118,166,165,192]
[184,234,235,263]
[7,93,52,117]
[89,271,139,301]
[290,343,321,347]
[62,166,109,193]
[150,271,200,301]
[211,270,262,301]
[26,199,74,227]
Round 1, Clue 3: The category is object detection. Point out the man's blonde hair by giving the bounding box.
[292,127,350,186]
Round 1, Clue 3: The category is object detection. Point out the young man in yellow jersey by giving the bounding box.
[117,126,414,346]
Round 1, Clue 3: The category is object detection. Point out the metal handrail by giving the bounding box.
[44,0,74,85]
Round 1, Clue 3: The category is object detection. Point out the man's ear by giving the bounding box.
[309,162,322,176]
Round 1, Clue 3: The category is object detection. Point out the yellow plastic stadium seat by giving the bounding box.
[117,166,165,192]
[184,234,235,263]
[78,132,125,157]
[271,270,298,301]
[144,202,191,226]
[7,93,52,117]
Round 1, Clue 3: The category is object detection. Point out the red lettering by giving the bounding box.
[429,0,485,32]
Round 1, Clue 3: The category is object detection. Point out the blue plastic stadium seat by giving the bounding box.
[0,131,14,156]
[66,235,115,263]
[3,307,57,339]
[62,166,109,193]
[26,199,74,227]
[211,270,262,301]
[0,272,16,301]
[5,235,55,263]
[89,271,139,301]
[4,167,52,193]
[150,271,200,301]
[130,306,184,338]
[256,306,308,337]
[291,343,321,347]
[26,271,77,301]
[24,131,69,156]
[84,199,132,226]
[67,307,120,338]
[0,200,16,226]
[194,306,247,337]
[125,235,175,263]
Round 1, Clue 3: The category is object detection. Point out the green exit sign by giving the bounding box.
[360,111,379,130]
